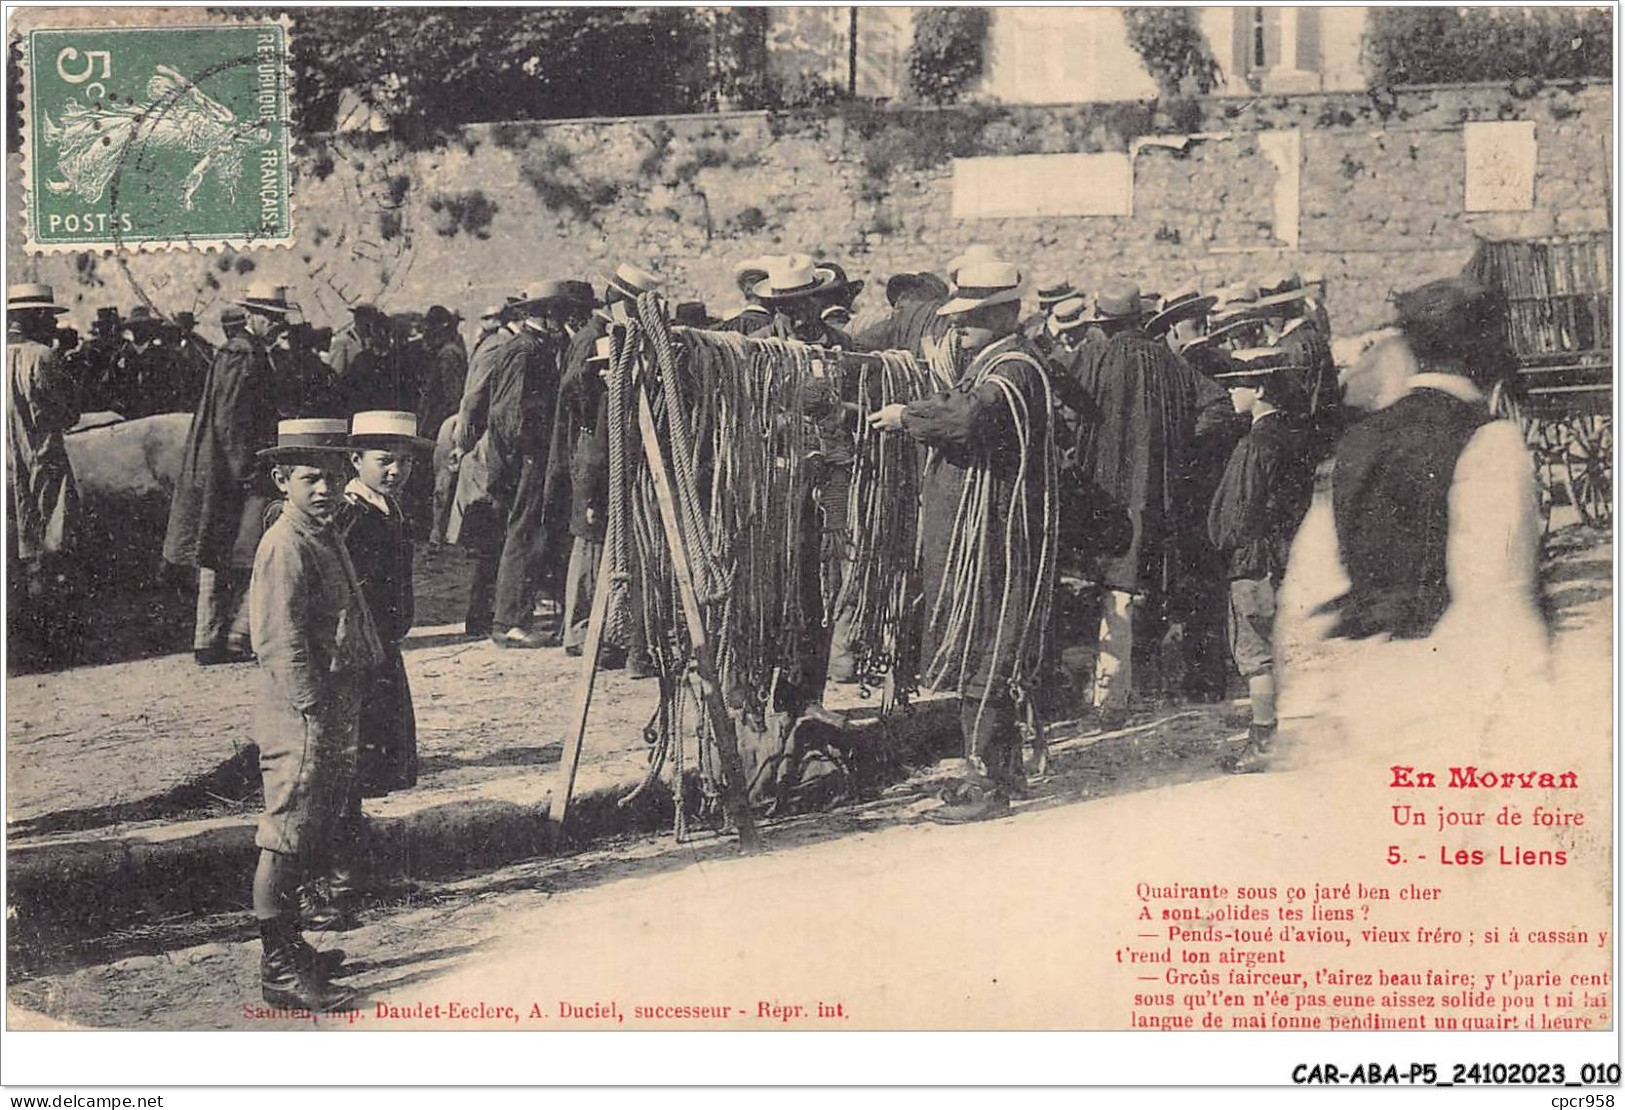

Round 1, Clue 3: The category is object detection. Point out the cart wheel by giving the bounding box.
[1490,379,1521,426]
[1019,699,1048,779]
[1528,415,1572,531]
[1564,414,1613,529]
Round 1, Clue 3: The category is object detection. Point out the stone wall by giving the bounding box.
[8,80,1610,342]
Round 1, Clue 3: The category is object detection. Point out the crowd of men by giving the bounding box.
[9,253,1342,727]
[20,254,1344,726]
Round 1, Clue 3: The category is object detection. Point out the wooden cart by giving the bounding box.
[1472,232,1612,529]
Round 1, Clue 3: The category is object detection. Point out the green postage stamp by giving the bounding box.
[20,18,292,253]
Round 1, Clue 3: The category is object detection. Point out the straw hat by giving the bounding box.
[1047,296,1092,336]
[754,256,841,303]
[604,262,663,303]
[1081,280,1143,323]
[1144,289,1218,338]
[256,418,352,461]
[349,410,434,451]
[937,259,1027,316]
[237,282,296,315]
[1036,279,1077,310]
[1215,347,1301,383]
[945,243,999,286]
[1205,316,1269,347]
[8,283,68,314]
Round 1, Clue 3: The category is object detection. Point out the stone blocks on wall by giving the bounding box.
[7,83,1609,341]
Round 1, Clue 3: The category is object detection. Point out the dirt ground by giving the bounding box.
[6,544,670,835]
[5,525,1610,1031]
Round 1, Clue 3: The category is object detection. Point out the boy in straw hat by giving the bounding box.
[1206,351,1314,772]
[343,412,433,798]
[248,419,384,1008]
[8,284,81,662]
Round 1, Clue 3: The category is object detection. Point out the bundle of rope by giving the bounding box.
[915,342,1062,740]
[601,301,830,826]
[598,295,1054,825]
[832,348,936,692]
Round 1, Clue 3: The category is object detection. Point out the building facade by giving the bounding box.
[764,6,1371,104]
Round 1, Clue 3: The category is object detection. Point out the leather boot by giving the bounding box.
[260,921,356,1010]
[298,879,360,932]
[1218,722,1276,774]
[291,934,347,977]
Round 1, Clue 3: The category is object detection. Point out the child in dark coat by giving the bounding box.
[1206,350,1315,773]
[343,411,433,798]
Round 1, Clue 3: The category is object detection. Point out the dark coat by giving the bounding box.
[163,332,278,570]
[172,334,214,413]
[446,329,517,549]
[416,334,468,440]
[715,305,772,335]
[332,324,410,415]
[485,324,561,469]
[1325,387,1491,640]
[542,316,608,546]
[1273,318,1341,456]
[8,334,80,562]
[854,294,950,356]
[1206,411,1314,583]
[340,485,418,796]
[901,334,1052,700]
[1065,329,1232,598]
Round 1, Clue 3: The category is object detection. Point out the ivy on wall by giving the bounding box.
[904,8,991,105]
[1121,8,1222,98]
[1366,7,1611,86]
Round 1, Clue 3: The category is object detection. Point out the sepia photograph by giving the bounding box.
[2,1,1617,1094]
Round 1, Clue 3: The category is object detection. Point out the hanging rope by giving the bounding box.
[913,344,1061,746]
[603,300,1054,825]
[833,348,934,691]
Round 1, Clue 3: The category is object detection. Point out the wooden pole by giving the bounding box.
[636,385,762,853]
[545,540,615,836]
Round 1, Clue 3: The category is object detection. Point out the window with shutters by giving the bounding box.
[1231,6,1323,91]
